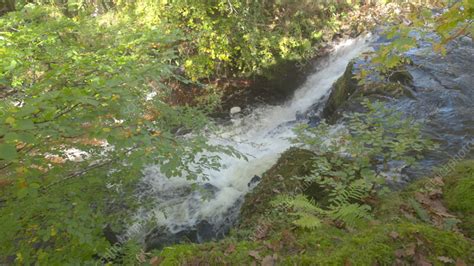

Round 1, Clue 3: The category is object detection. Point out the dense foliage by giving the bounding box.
[0,4,238,264]
[0,0,358,263]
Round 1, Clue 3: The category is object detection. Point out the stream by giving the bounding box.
[130,32,474,250]
[129,35,374,249]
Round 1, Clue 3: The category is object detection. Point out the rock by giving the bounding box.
[295,111,305,120]
[103,224,120,245]
[230,106,242,115]
[321,61,359,123]
[196,220,215,242]
[247,175,261,188]
[202,183,218,194]
[238,148,316,229]
[145,226,198,251]
[318,36,474,179]
[387,68,413,85]
[145,219,224,251]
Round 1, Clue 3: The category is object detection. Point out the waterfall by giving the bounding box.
[129,34,374,244]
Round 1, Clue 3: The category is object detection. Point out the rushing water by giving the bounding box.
[130,35,374,244]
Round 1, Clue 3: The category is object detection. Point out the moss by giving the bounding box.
[238,148,316,229]
[322,61,358,123]
[153,221,473,265]
[386,68,413,85]
[443,160,474,238]
[155,239,263,265]
[287,222,471,265]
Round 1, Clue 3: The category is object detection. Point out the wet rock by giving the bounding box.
[321,61,359,123]
[319,36,474,179]
[145,226,198,251]
[387,68,413,85]
[145,218,231,251]
[247,175,261,188]
[196,220,215,242]
[295,111,305,120]
[201,183,218,194]
[238,148,316,229]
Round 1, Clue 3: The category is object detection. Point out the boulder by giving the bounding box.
[321,61,359,123]
[247,175,261,188]
[145,226,198,251]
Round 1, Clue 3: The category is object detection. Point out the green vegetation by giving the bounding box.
[147,158,474,265]
[443,160,474,238]
[274,100,435,229]
[0,4,239,264]
[0,0,473,264]
[0,1,371,263]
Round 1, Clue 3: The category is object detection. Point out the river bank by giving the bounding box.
[138,33,474,265]
[147,158,474,265]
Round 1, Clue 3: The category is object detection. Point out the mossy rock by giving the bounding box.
[322,61,415,124]
[357,82,416,99]
[322,61,359,124]
[238,148,372,230]
[238,148,317,229]
[285,222,474,265]
[386,67,413,85]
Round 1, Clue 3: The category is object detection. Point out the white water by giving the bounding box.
[131,35,373,239]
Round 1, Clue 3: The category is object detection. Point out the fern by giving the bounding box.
[272,192,372,229]
[293,212,322,229]
[408,197,431,223]
[272,194,323,214]
[328,179,371,208]
[328,203,372,228]
[283,100,435,230]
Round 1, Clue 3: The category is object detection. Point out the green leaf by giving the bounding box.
[16,120,35,130]
[0,143,17,160]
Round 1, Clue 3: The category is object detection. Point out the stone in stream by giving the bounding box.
[195,220,215,242]
[247,175,261,188]
[230,106,241,115]
[145,225,198,251]
[144,219,225,251]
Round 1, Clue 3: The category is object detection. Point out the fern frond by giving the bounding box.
[292,212,322,229]
[329,203,372,227]
[292,194,324,213]
[271,194,296,208]
[329,179,371,207]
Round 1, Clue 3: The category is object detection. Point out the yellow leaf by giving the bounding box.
[18,180,28,189]
[16,167,27,175]
[5,117,15,125]
[50,227,57,237]
[15,252,23,263]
